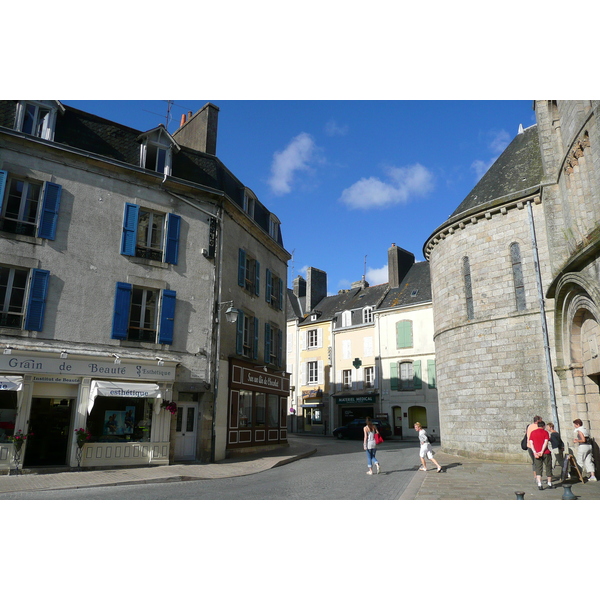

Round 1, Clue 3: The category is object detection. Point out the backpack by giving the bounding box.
[426,432,435,444]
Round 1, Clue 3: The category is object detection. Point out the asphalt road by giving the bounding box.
[1,437,423,500]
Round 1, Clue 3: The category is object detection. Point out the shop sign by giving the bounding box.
[335,395,376,405]
[244,369,282,391]
[0,355,175,381]
[32,376,81,384]
[302,388,323,399]
[0,376,23,391]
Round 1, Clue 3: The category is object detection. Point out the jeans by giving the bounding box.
[366,448,379,468]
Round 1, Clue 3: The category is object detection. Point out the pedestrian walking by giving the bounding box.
[573,419,597,482]
[529,420,553,490]
[363,417,381,475]
[526,416,542,481]
[414,422,443,473]
[546,422,564,476]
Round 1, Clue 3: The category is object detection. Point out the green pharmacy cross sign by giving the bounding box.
[352,358,362,369]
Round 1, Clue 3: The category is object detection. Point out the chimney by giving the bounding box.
[293,275,306,300]
[179,114,186,128]
[388,243,415,288]
[172,102,220,155]
[306,267,327,313]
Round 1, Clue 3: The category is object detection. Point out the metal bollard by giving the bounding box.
[515,491,525,500]
[562,484,577,500]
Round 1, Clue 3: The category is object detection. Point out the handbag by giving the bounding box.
[374,432,384,445]
[521,430,528,451]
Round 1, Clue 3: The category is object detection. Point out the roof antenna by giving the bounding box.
[165,101,173,130]
[363,255,367,280]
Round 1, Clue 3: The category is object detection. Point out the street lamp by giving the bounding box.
[220,301,240,324]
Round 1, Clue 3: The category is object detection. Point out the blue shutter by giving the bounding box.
[111,282,132,339]
[278,278,284,310]
[413,360,422,389]
[0,170,7,213]
[236,310,244,355]
[428,360,437,389]
[165,213,181,264]
[37,182,62,240]
[24,269,50,331]
[238,249,246,287]
[121,203,139,256]
[158,289,177,344]
[254,261,260,297]
[264,322,271,364]
[265,269,272,303]
[253,317,259,359]
[277,328,283,367]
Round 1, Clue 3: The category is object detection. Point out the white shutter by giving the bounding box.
[301,362,307,386]
[343,339,352,360]
[364,336,373,357]
[317,328,323,348]
[318,360,324,385]
[299,330,306,350]
[336,370,342,392]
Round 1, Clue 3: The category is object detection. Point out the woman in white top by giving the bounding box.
[363,417,381,475]
[573,419,596,481]
[414,422,443,473]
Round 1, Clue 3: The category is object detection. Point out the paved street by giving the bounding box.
[2,434,600,500]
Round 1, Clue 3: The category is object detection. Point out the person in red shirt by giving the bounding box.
[529,420,553,490]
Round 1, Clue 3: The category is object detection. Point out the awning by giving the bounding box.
[88,380,162,414]
[0,376,23,391]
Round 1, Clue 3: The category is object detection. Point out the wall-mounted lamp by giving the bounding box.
[156,357,165,366]
[113,354,121,365]
[220,300,240,324]
[60,350,68,359]
[3,346,12,355]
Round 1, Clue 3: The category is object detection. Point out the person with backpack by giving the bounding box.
[546,422,564,476]
[414,422,443,473]
[525,416,542,482]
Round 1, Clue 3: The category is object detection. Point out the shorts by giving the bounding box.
[419,444,434,459]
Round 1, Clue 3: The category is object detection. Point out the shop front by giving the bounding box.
[227,358,289,453]
[300,388,327,434]
[335,393,378,427]
[0,350,176,473]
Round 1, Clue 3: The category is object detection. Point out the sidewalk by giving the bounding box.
[0,436,317,495]
[2,439,598,499]
[403,450,600,500]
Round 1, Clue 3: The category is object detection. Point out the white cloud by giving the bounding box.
[268,133,319,195]
[471,157,497,181]
[325,119,349,136]
[339,163,435,210]
[489,129,511,154]
[366,265,388,285]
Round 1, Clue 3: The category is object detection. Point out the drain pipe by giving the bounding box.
[527,199,560,432]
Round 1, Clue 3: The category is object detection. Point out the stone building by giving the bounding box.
[424,100,600,463]
[0,100,289,473]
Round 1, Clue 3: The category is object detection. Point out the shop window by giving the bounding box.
[239,390,253,427]
[265,268,284,309]
[120,203,180,264]
[111,282,176,344]
[0,265,50,331]
[267,394,279,427]
[86,396,153,442]
[238,248,260,296]
[255,393,266,427]
[0,171,62,239]
[0,390,17,441]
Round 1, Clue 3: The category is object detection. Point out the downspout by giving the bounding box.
[527,199,560,431]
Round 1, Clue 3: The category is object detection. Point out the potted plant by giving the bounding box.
[160,400,178,415]
[8,430,33,474]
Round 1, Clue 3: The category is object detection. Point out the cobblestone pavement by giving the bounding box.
[2,438,598,500]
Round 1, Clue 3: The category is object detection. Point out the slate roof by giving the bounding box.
[291,261,432,326]
[449,124,543,221]
[0,100,285,248]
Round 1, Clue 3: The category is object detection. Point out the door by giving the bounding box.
[174,402,198,460]
[24,398,74,467]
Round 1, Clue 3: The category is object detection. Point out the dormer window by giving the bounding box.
[269,215,280,240]
[138,126,179,176]
[243,189,256,219]
[363,306,373,323]
[14,101,61,140]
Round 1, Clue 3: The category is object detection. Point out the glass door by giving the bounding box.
[174,402,197,460]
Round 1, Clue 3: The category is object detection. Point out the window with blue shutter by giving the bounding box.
[413,360,422,389]
[164,213,181,265]
[265,269,272,303]
[254,262,260,297]
[264,322,271,364]
[158,289,176,344]
[253,316,259,359]
[111,282,132,339]
[390,362,398,391]
[236,309,245,355]
[37,182,62,240]
[238,249,246,287]
[0,170,8,212]
[121,203,139,256]
[24,269,50,331]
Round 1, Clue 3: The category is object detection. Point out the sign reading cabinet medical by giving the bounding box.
[0,355,175,381]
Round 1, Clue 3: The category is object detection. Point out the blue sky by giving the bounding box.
[63,99,536,294]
